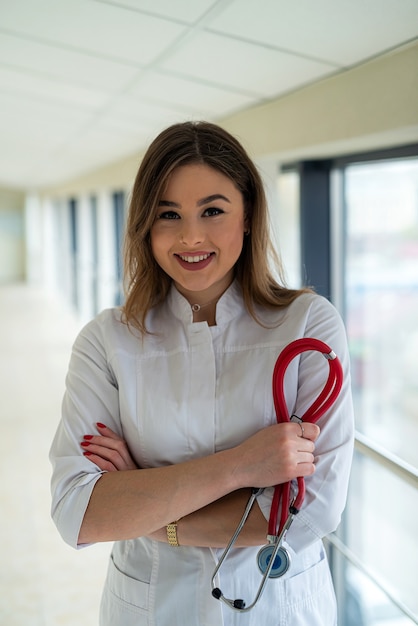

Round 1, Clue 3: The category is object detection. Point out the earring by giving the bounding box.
[244,230,250,236]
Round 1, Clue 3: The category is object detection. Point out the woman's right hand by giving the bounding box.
[232,421,320,489]
[81,423,139,472]
[77,420,319,545]
[81,420,319,487]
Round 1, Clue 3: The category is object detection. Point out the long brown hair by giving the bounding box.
[123,121,310,333]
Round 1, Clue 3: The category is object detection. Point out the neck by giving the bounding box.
[174,278,233,324]
[190,296,218,326]
[190,296,219,313]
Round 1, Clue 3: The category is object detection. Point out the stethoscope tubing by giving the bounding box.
[270,338,344,536]
[211,337,344,611]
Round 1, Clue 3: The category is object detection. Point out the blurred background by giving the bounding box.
[0,1,417,624]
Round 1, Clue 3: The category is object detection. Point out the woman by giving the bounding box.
[50,121,354,625]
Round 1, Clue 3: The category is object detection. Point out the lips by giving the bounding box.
[175,252,214,271]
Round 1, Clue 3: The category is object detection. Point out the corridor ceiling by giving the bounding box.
[1,0,417,189]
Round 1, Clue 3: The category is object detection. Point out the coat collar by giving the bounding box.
[167,280,244,327]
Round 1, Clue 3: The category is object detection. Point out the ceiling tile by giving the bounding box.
[36,126,147,185]
[128,71,258,117]
[0,92,93,135]
[104,95,189,137]
[208,0,418,66]
[0,121,141,187]
[0,96,93,187]
[0,32,140,91]
[95,0,219,24]
[160,31,336,98]
[57,128,141,163]
[0,66,111,109]
[0,0,185,64]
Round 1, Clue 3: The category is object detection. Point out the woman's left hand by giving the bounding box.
[81,423,139,471]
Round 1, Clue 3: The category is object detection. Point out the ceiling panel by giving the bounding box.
[0,0,185,64]
[0,66,111,110]
[0,94,95,187]
[208,0,418,65]
[128,71,258,117]
[96,0,220,24]
[0,92,94,135]
[56,127,144,163]
[0,126,140,188]
[0,32,140,90]
[106,95,189,135]
[160,31,337,98]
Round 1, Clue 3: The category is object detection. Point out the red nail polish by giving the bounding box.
[81,441,91,447]
[97,422,106,429]
[83,451,92,456]
[84,435,93,440]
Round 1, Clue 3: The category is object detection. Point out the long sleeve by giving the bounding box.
[49,313,122,548]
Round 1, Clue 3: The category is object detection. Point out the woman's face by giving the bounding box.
[150,163,247,304]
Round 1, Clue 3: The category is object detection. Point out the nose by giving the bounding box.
[179,218,204,247]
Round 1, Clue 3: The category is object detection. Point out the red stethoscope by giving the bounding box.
[211,338,344,612]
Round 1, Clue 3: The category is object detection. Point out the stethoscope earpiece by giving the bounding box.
[233,599,246,610]
[257,544,290,578]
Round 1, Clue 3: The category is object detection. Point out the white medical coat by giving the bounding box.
[50,282,354,625]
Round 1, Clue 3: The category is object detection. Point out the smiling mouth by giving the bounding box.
[177,253,213,263]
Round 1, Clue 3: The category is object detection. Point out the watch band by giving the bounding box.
[166,520,179,547]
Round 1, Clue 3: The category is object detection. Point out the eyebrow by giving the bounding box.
[158,194,231,208]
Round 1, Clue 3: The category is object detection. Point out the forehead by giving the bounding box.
[162,163,242,202]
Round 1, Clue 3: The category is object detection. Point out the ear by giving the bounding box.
[244,217,251,235]
[244,213,250,233]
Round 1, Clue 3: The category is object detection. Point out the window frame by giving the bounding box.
[288,142,418,624]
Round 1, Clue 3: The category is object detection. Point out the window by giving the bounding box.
[344,158,418,465]
[293,148,418,625]
[276,168,301,288]
[113,191,125,306]
[340,156,418,624]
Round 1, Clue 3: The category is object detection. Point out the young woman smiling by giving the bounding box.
[50,121,354,626]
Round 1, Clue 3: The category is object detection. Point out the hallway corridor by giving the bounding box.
[0,285,110,625]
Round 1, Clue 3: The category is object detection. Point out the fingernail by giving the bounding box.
[84,435,93,440]
[81,441,91,447]
[97,422,106,429]
[83,451,92,457]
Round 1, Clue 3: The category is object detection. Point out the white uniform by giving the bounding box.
[50,282,354,625]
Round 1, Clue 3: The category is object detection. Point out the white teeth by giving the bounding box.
[179,253,211,263]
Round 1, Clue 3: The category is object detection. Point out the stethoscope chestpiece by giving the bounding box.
[257,543,291,578]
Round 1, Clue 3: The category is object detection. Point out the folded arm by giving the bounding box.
[78,423,319,547]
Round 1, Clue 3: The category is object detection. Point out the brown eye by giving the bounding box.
[157,211,180,220]
[203,207,224,217]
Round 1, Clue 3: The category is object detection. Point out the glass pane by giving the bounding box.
[343,453,418,618]
[276,170,301,288]
[344,158,418,466]
[335,558,416,626]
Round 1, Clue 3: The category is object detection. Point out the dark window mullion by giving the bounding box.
[298,160,332,299]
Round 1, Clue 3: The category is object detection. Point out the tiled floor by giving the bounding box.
[0,285,111,625]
